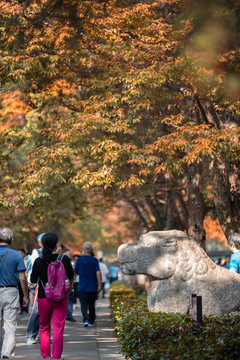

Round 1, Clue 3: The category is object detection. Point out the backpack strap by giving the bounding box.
[40,278,45,289]
[0,249,11,265]
[56,254,64,262]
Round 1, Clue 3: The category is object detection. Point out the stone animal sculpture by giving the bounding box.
[117,230,240,316]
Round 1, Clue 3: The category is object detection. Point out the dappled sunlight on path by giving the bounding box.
[14,297,124,360]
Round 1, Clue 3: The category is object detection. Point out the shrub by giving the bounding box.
[110,280,127,288]
[132,284,147,300]
[110,289,240,360]
[109,281,136,316]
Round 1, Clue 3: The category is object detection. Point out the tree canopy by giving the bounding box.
[0,0,239,248]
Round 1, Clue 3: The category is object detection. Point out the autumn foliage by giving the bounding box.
[0,0,239,248]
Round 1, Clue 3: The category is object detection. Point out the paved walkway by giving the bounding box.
[14,297,125,360]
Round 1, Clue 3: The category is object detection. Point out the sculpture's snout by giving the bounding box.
[117,243,138,275]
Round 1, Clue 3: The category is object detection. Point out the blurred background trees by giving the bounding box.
[0,0,239,253]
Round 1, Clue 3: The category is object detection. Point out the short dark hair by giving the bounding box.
[18,248,26,254]
[0,227,13,244]
[228,233,240,250]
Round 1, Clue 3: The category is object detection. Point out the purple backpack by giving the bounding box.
[44,254,70,302]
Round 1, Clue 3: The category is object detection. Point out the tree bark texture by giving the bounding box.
[187,163,206,248]
[170,189,188,232]
[211,156,240,238]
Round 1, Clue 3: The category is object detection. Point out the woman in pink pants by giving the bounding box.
[31,233,74,359]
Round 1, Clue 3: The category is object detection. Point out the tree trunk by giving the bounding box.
[187,163,206,248]
[170,189,188,231]
[145,194,169,231]
[126,198,151,232]
[211,156,240,238]
[228,163,240,232]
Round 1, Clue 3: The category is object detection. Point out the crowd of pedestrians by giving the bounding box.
[0,227,118,359]
[1,225,239,360]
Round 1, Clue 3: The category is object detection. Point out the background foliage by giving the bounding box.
[0,0,239,250]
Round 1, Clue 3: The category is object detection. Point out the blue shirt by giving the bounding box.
[109,266,119,278]
[228,252,240,274]
[74,255,100,292]
[0,245,26,286]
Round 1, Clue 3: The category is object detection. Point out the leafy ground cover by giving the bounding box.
[109,284,240,360]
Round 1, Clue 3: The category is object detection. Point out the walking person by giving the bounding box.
[56,243,76,323]
[74,242,102,327]
[109,264,120,283]
[18,248,29,315]
[30,233,74,359]
[28,234,44,310]
[99,258,109,299]
[228,233,240,273]
[72,255,80,308]
[26,289,39,345]
[26,233,45,345]
[0,227,29,359]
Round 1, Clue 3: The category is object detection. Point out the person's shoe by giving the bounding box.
[27,337,37,345]
[82,320,88,327]
[2,356,9,359]
[66,317,76,322]
[88,321,94,327]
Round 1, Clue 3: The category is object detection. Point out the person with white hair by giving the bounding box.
[0,227,29,359]
[74,242,102,327]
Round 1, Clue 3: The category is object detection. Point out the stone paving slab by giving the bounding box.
[14,297,125,360]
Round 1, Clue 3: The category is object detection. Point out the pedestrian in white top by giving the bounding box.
[99,259,110,299]
[26,233,45,345]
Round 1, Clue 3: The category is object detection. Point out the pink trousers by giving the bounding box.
[38,295,68,359]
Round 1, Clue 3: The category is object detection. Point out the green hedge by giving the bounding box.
[109,281,136,306]
[110,287,240,360]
